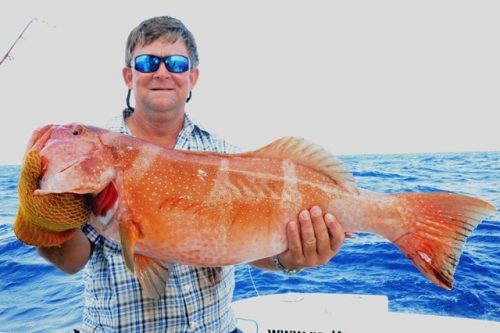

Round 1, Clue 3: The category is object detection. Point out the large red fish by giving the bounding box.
[21,123,496,298]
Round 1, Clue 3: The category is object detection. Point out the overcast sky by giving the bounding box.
[1,0,499,165]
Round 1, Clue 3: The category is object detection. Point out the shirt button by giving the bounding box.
[183,284,192,293]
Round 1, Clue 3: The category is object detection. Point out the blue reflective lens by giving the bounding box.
[132,54,190,73]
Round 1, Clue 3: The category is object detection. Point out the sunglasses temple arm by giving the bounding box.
[126,89,135,111]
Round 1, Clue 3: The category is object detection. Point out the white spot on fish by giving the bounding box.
[206,159,240,204]
[280,160,302,212]
[197,168,208,181]
[130,147,159,181]
[418,251,432,264]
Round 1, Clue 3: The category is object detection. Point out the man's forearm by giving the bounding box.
[37,229,92,274]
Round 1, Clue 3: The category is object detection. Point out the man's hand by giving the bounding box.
[277,206,345,270]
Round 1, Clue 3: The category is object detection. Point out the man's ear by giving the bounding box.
[122,67,133,89]
[189,67,200,90]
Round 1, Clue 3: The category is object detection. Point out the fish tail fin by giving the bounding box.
[391,192,496,289]
[13,210,77,247]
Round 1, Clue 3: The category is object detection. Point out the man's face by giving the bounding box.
[123,38,199,114]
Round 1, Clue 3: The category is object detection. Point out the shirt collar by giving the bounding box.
[119,111,209,149]
[175,113,210,149]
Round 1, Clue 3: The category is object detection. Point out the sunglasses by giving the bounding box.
[130,54,191,73]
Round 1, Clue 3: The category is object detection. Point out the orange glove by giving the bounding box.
[13,150,90,247]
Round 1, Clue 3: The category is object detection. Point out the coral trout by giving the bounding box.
[17,123,496,298]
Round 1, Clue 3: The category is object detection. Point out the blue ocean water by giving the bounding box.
[0,151,499,331]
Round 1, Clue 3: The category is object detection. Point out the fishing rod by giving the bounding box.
[0,17,38,66]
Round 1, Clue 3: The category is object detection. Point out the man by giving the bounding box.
[37,16,345,332]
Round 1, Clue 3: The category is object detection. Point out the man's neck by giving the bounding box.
[125,109,185,149]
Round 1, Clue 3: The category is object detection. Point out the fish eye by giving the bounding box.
[72,125,83,136]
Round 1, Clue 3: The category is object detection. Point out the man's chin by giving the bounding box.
[146,100,179,112]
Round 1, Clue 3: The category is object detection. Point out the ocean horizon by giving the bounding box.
[0,151,498,332]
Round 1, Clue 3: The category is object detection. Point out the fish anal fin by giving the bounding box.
[247,137,358,194]
[13,210,77,247]
[392,192,496,289]
[134,254,171,299]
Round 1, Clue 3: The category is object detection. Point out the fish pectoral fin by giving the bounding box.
[134,254,171,299]
[13,210,77,247]
[118,219,170,299]
[119,219,142,275]
[245,137,358,194]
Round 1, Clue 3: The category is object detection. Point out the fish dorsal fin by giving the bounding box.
[249,137,358,194]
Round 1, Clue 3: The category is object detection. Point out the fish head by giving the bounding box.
[28,123,116,195]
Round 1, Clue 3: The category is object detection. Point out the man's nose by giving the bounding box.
[153,61,171,78]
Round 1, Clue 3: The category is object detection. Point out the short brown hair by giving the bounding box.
[125,16,199,68]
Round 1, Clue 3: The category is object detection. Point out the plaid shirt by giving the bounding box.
[80,112,239,332]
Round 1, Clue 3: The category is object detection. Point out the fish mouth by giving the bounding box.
[35,166,116,195]
[50,156,88,175]
[27,125,56,153]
